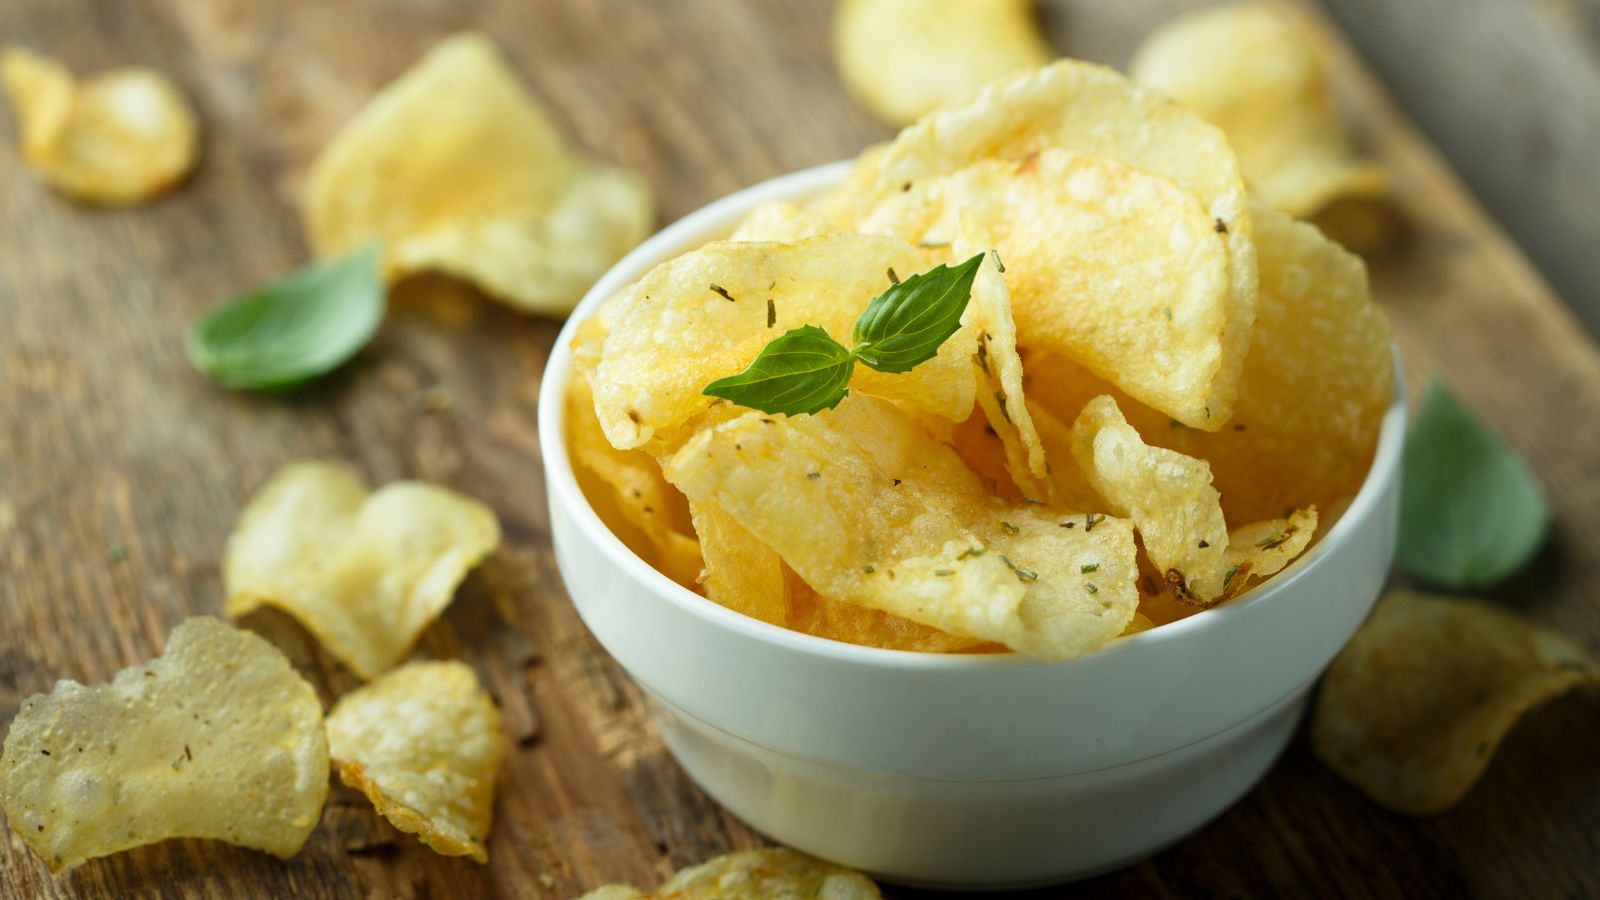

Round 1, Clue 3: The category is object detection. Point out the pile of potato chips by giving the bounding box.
[570,58,1395,659]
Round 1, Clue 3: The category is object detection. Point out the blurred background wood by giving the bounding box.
[0,1,1596,898]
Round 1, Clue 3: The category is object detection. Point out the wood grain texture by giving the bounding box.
[0,1,1596,898]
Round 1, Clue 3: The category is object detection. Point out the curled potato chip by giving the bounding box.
[1029,203,1391,524]
[568,370,702,589]
[591,234,976,453]
[1313,591,1600,814]
[304,33,652,316]
[224,462,500,679]
[843,60,1257,428]
[1,47,198,205]
[1069,395,1317,604]
[862,148,1236,430]
[665,394,1138,659]
[690,499,787,627]
[1131,4,1385,218]
[729,201,838,243]
[834,0,1051,126]
[581,847,883,899]
[0,617,327,872]
[326,660,505,861]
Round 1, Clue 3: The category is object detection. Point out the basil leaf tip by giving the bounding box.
[1398,378,1549,589]
[187,244,385,391]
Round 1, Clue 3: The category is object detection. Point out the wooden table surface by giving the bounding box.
[2,2,1597,897]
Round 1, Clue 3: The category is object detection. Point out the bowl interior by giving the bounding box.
[536,160,1407,672]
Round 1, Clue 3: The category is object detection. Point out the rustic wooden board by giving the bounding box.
[0,2,1595,898]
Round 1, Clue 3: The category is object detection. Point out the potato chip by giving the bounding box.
[0,617,327,872]
[1029,203,1391,524]
[568,370,703,589]
[665,395,1138,659]
[783,562,993,653]
[953,214,1046,497]
[326,660,505,861]
[1068,395,1317,604]
[690,499,787,627]
[304,33,652,316]
[224,462,500,679]
[861,149,1236,429]
[581,847,883,899]
[834,0,1051,126]
[844,60,1257,428]
[591,234,976,454]
[1313,591,1600,814]
[1,47,198,205]
[1131,4,1385,218]
[729,201,838,243]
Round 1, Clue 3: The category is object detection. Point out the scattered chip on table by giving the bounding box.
[580,847,882,899]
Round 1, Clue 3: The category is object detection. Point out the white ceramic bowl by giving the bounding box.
[539,161,1406,890]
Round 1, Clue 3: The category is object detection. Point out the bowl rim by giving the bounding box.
[538,159,1407,672]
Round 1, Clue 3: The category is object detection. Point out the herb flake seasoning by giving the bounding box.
[1080,563,1098,574]
[1084,513,1102,532]
[886,267,900,285]
[1085,583,1098,594]
[991,249,1005,273]
[766,298,776,328]
[1163,307,1173,322]
[1015,567,1038,583]
[999,520,1020,536]
[710,284,736,302]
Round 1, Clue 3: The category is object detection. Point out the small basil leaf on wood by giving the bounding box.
[702,325,855,416]
[1398,379,1549,589]
[852,253,983,373]
[187,245,384,390]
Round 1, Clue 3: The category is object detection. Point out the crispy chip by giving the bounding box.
[690,499,787,627]
[568,370,702,588]
[861,148,1236,429]
[304,33,652,316]
[581,847,883,899]
[224,462,500,679]
[591,234,976,453]
[326,660,505,861]
[1,47,198,205]
[1131,4,1385,218]
[1069,395,1317,604]
[953,214,1047,496]
[834,0,1051,126]
[1030,203,1391,524]
[783,563,994,653]
[842,60,1257,428]
[729,201,839,243]
[1313,591,1600,814]
[665,395,1138,659]
[0,618,327,872]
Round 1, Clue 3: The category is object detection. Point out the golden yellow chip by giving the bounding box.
[861,148,1237,429]
[304,33,653,316]
[568,370,703,589]
[665,395,1138,659]
[841,59,1257,428]
[953,215,1047,497]
[326,660,505,862]
[690,499,787,627]
[1,47,198,205]
[783,562,994,653]
[590,234,977,454]
[224,462,500,679]
[0,617,327,872]
[1313,591,1600,814]
[729,201,839,243]
[581,847,883,899]
[1028,203,1391,524]
[834,0,1051,126]
[1222,507,1318,593]
[1131,4,1385,218]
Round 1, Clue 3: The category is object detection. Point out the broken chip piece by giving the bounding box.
[579,847,883,899]
[834,0,1052,126]
[224,462,500,679]
[304,33,653,316]
[1,46,199,205]
[1312,591,1600,815]
[0,617,327,872]
[326,660,506,862]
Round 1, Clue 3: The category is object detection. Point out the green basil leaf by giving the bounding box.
[187,245,385,390]
[702,325,855,416]
[852,252,983,373]
[1398,379,1549,588]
